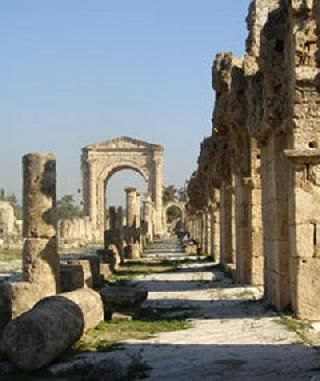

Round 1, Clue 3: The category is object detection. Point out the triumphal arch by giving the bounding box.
[81,136,164,240]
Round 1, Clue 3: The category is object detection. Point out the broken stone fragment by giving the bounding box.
[99,284,148,314]
[88,358,125,381]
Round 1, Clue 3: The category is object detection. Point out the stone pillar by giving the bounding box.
[104,206,125,262]
[220,181,233,265]
[125,188,140,259]
[206,209,212,258]
[88,161,98,240]
[249,144,264,286]
[152,151,164,236]
[200,211,206,254]
[135,192,141,229]
[209,193,220,262]
[143,195,154,242]
[23,153,60,295]
[125,188,137,229]
[231,178,236,264]
[261,135,290,311]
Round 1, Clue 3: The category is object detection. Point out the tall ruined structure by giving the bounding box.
[186,0,320,320]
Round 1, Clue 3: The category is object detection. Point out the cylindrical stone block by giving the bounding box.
[0,288,104,370]
[23,153,56,239]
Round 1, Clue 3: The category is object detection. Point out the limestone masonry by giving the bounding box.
[186,0,320,321]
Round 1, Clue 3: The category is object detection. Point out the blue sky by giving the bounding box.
[0,0,251,206]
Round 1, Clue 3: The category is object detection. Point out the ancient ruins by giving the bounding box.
[3,0,320,378]
[186,0,320,321]
[81,136,164,240]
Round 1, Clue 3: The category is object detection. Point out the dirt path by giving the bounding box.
[46,239,320,380]
[120,239,320,381]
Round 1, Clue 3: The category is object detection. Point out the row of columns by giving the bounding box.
[185,0,320,321]
[104,188,155,261]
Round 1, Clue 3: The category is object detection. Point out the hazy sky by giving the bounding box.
[0,0,251,206]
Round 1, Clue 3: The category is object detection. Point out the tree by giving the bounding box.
[166,205,182,223]
[177,185,188,202]
[162,185,177,204]
[57,195,83,220]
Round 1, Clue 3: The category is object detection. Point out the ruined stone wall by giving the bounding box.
[58,216,95,250]
[0,201,23,250]
[185,0,320,319]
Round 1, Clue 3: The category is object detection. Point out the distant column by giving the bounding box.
[125,188,137,229]
[135,192,141,229]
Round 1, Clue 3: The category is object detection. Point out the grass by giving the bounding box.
[0,249,22,262]
[108,261,180,282]
[275,316,311,345]
[236,290,256,299]
[59,242,103,255]
[74,307,192,353]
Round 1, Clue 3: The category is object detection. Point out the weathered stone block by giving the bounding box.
[79,255,101,288]
[290,257,320,320]
[0,282,42,333]
[100,263,112,281]
[289,223,314,258]
[60,264,86,292]
[67,259,93,288]
[0,288,104,370]
[23,237,59,294]
[100,284,148,315]
[125,243,140,260]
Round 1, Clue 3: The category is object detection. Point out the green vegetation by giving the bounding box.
[57,194,83,221]
[0,249,22,262]
[162,185,177,204]
[166,205,182,223]
[162,184,187,204]
[74,307,192,353]
[107,259,189,282]
[276,316,310,345]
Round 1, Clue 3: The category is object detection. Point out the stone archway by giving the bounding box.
[81,136,164,240]
[163,201,186,233]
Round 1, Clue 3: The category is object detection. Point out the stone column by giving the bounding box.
[249,144,264,286]
[200,211,206,254]
[152,151,164,236]
[88,161,98,238]
[143,195,154,242]
[220,181,233,265]
[206,209,212,257]
[125,188,140,259]
[135,192,141,229]
[261,135,290,311]
[210,196,220,263]
[125,188,137,229]
[23,153,60,295]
